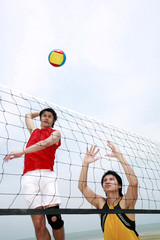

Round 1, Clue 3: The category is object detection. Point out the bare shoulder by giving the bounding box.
[50,129,61,145]
[51,129,61,137]
[97,196,106,209]
[90,195,106,209]
[28,126,37,135]
[119,195,126,208]
[120,194,134,209]
[120,195,136,220]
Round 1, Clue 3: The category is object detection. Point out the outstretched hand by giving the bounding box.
[84,145,100,165]
[4,150,24,162]
[105,141,122,159]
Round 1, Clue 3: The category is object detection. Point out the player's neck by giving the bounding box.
[41,123,52,129]
[107,193,120,206]
[41,126,50,129]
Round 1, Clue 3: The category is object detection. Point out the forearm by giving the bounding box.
[25,112,40,120]
[25,112,39,133]
[117,154,138,185]
[24,132,60,154]
[24,141,45,154]
[78,163,89,192]
[25,135,57,154]
[78,145,100,199]
[24,138,54,154]
[3,142,45,161]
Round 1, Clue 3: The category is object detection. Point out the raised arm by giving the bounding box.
[106,141,138,208]
[78,146,104,208]
[25,112,40,134]
[4,130,61,162]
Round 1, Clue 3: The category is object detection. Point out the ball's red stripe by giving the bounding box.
[54,49,64,54]
[50,62,60,67]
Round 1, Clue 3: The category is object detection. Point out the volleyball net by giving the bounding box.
[0,84,160,215]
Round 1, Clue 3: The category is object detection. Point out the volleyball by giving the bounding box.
[48,49,66,67]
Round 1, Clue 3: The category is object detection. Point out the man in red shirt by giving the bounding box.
[4,108,65,240]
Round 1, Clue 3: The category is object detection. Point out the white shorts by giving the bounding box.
[21,170,61,209]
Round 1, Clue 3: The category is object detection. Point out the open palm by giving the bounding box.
[84,145,100,165]
[105,141,121,159]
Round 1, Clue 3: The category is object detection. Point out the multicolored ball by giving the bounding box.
[48,49,66,67]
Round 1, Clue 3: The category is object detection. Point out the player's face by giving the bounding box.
[102,174,121,194]
[40,111,54,128]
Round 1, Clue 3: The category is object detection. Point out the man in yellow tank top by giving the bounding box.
[78,141,140,240]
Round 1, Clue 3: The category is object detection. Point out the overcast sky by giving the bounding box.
[0,0,160,239]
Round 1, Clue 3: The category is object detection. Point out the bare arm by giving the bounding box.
[78,146,104,208]
[25,112,40,134]
[4,130,61,161]
[106,141,138,208]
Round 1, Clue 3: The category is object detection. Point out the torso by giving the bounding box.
[100,198,140,240]
[23,128,61,175]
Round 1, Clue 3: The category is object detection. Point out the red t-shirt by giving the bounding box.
[23,128,61,175]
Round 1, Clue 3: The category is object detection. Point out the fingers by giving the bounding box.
[94,157,100,161]
[86,142,115,158]
[107,141,114,149]
[85,145,100,161]
[105,141,121,159]
[3,154,11,162]
[88,145,100,156]
[4,153,16,162]
[86,146,89,154]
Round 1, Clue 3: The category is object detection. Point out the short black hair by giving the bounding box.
[40,108,57,128]
[101,170,123,196]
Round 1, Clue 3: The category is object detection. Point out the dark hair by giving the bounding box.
[101,170,123,196]
[40,108,57,128]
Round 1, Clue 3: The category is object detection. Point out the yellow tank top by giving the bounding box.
[101,199,140,240]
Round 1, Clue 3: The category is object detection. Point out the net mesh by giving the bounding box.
[0,84,160,215]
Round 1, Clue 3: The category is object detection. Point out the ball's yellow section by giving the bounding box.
[50,52,63,65]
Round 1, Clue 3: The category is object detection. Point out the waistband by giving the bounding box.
[24,169,52,175]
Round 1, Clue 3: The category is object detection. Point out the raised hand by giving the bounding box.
[84,145,100,165]
[105,141,122,159]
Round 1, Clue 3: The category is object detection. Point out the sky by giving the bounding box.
[0,0,160,239]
